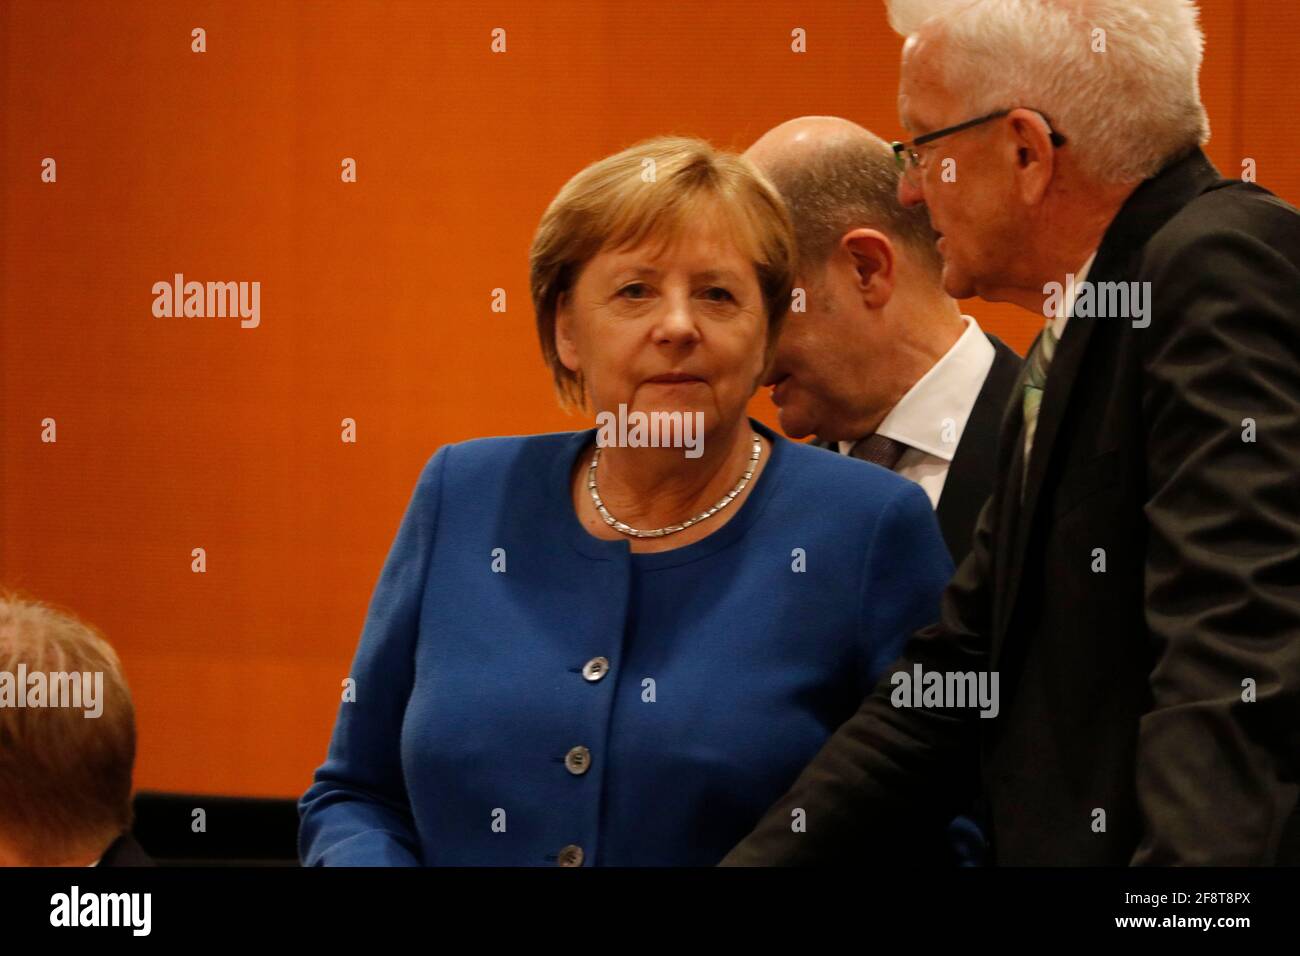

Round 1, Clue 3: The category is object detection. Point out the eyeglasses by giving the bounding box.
[891,108,1067,185]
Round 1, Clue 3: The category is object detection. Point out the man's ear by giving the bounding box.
[1006,108,1056,205]
[841,229,896,309]
[555,292,581,373]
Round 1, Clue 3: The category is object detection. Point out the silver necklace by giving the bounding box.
[587,433,763,539]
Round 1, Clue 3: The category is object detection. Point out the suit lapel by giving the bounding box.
[992,351,1032,647]
[995,311,1098,653]
[936,338,1022,560]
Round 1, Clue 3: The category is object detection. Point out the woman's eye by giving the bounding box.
[617,283,651,299]
[702,287,735,303]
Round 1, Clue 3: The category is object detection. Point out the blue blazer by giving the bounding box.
[299,418,953,865]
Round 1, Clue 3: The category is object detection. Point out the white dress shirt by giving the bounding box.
[840,314,996,508]
[1050,250,1098,336]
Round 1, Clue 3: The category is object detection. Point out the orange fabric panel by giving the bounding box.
[0,0,1292,797]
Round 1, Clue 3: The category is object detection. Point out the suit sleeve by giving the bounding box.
[721,479,992,865]
[298,447,449,866]
[1133,216,1300,864]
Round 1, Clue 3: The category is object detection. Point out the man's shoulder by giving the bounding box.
[953,332,1020,450]
[1147,178,1300,268]
[1131,179,1300,351]
[982,332,1024,375]
[1195,178,1298,227]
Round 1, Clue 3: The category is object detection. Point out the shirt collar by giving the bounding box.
[1051,250,1098,335]
[869,314,997,462]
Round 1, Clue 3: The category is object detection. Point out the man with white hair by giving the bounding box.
[724,0,1300,865]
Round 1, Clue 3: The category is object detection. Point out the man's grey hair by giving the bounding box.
[762,131,943,277]
[887,0,1210,183]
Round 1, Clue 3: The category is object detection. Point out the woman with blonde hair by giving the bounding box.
[299,136,951,866]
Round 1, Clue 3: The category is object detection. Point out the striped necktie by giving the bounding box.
[1021,321,1060,474]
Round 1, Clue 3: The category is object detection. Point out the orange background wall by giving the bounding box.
[2,0,1296,798]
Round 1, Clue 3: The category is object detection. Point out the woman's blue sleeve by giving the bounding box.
[857,480,954,686]
[298,447,449,866]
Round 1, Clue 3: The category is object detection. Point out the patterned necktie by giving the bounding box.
[848,433,908,471]
[1021,321,1060,467]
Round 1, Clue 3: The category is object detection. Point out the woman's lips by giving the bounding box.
[645,373,705,384]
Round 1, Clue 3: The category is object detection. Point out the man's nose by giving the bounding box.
[898,172,925,208]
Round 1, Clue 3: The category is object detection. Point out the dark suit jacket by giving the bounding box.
[723,148,1300,866]
[98,832,155,867]
[935,335,1022,565]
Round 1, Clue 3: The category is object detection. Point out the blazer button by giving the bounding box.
[557,844,584,867]
[582,656,610,682]
[564,745,591,775]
